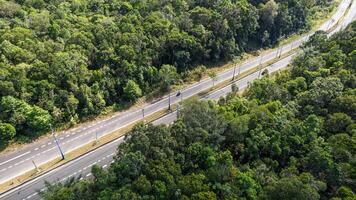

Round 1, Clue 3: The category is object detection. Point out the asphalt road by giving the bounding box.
[0,0,354,198]
[0,1,356,200]
[329,0,356,36]
[0,49,297,200]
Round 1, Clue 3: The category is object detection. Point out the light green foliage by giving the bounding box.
[0,0,329,147]
[123,80,142,102]
[0,122,16,147]
[0,96,52,138]
[42,22,356,200]
[183,65,206,82]
[332,186,356,200]
[0,0,21,17]
[158,64,179,91]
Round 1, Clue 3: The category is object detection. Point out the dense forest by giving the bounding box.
[41,22,356,200]
[0,0,333,147]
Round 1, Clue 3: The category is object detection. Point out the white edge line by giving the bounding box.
[0,137,124,199]
[0,151,31,166]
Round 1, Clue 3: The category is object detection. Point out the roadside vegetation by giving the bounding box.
[0,0,334,148]
[41,22,356,200]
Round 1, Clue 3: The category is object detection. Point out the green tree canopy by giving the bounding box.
[123,80,142,102]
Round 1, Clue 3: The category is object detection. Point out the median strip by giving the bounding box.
[0,0,352,195]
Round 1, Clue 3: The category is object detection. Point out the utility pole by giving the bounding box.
[232,65,237,80]
[258,50,263,78]
[208,72,218,88]
[258,31,268,79]
[290,41,294,51]
[258,66,263,78]
[176,91,182,104]
[276,45,282,58]
[168,90,171,111]
[258,56,263,78]
[276,48,279,58]
[175,91,182,117]
[32,160,39,172]
[142,108,145,121]
[327,18,334,30]
[50,124,65,160]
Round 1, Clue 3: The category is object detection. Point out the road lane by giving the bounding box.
[329,0,356,35]
[1,3,355,197]
[0,137,122,200]
[0,0,353,188]
[0,49,297,200]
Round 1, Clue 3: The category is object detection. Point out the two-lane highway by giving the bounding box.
[0,0,351,186]
[0,0,355,198]
[0,52,299,200]
[0,0,353,194]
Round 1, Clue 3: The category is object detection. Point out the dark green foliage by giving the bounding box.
[260,173,325,200]
[42,23,356,199]
[0,0,329,147]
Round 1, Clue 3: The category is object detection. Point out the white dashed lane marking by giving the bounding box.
[26,192,37,199]
[1,94,133,177]
[0,151,31,166]
[2,119,113,174]
[22,142,115,199]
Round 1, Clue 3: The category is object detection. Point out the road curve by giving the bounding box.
[1,2,355,198]
[0,48,299,200]
[0,0,354,198]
